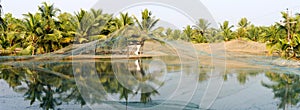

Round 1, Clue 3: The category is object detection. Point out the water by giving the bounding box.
[1,55,300,110]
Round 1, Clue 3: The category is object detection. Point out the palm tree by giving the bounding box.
[74,9,111,43]
[164,28,173,39]
[276,11,300,58]
[57,12,77,45]
[22,13,43,55]
[247,25,263,41]
[171,29,182,40]
[133,9,160,32]
[236,18,251,39]
[206,27,223,42]
[219,21,234,41]
[265,25,280,42]
[183,25,193,41]
[116,12,134,29]
[193,18,211,37]
[37,2,63,53]
[266,11,300,58]
[38,2,60,32]
[0,13,24,55]
[127,9,161,55]
[0,2,6,30]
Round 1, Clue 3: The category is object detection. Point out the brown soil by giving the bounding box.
[193,40,269,69]
[194,39,268,55]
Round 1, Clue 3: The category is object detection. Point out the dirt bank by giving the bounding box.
[194,39,268,55]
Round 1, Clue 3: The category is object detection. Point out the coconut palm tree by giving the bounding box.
[22,13,43,55]
[0,13,25,55]
[183,25,193,41]
[115,12,134,29]
[38,2,60,20]
[0,2,6,30]
[266,11,300,58]
[133,9,160,32]
[164,28,173,39]
[247,25,263,41]
[265,25,285,55]
[128,9,161,55]
[219,21,234,41]
[37,2,63,53]
[57,12,77,45]
[74,9,111,43]
[193,18,211,37]
[236,18,251,39]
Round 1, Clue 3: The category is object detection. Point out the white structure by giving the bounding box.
[127,40,143,55]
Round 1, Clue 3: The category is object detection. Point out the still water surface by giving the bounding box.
[0,55,300,110]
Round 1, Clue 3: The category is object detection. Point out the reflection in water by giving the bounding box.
[233,70,260,85]
[1,59,300,109]
[262,72,300,110]
[0,58,168,109]
[0,63,84,110]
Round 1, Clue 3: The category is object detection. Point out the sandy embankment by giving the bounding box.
[142,39,269,69]
[193,40,269,69]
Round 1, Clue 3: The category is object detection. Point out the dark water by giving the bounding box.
[0,56,300,110]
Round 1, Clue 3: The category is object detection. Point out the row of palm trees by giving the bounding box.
[1,2,300,58]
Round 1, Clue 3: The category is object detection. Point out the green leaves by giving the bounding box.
[74,9,112,44]
[193,18,211,37]
[219,21,234,41]
[134,9,160,32]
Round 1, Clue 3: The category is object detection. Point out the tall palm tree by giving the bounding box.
[128,9,161,55]
[114,12,134,30]
[133,9,160,32]
[193,18,211,37]
[164,28,173,39]
[0,13,24,55]
[0,1,6,30]
[236,18,251,39]
[57,12,77,45]
[267,12,300,58]
[183,25,193,40]
[37,2,63,53]
[219,21,234,41]
[276,12,300,58]
[38,2,60,20]
[38,2,60,33]
[74,9,111,43]
[247,25,263,41]
[171,29,182,40]
[89,9,113,36]
[22,13,43,55]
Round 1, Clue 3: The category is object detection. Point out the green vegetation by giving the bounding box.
[1,2,300,59]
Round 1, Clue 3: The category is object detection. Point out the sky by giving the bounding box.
[1,0,300,28]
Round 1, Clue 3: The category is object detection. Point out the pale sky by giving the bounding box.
[2,0,300,28]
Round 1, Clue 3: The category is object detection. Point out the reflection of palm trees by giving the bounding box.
[236,70,260,85]
[96,59,161,104]
[262,72,300,110]
[198,68,208,82]
[129,58,161,103]
[0,63,85,110]
[221,70,260,84]
[0,59,164,109]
